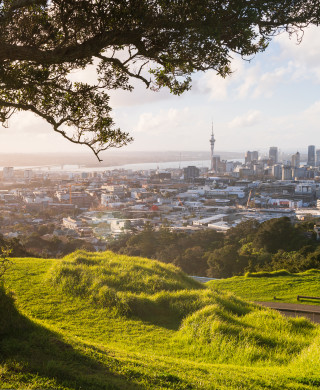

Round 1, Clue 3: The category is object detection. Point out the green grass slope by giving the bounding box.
[208,269,320,304]
[1,251,320,389]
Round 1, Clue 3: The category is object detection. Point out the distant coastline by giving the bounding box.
[0,150,244,170]
[0,159,244,173]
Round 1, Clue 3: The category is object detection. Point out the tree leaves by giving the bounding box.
[0,0,319,158]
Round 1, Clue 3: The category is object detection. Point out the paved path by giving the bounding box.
[256,301,320,323]
[190,276,217,283]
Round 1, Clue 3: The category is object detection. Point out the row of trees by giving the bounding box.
[108,218,320,277]
[0,232,94,259]
[3,216,320,277]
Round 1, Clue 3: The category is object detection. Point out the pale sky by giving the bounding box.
[1,26,320,160]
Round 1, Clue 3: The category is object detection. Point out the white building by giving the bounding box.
[101,193,120,205]
[24,170,33,179]
[63,217,82,230]
[3,167,14,180]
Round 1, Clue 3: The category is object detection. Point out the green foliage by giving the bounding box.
[108,227,224,276]
[21,233,95,258]
[225,219,260,245]
[206,244,245,278]
[173,246,207,275]
[252,217,304,253]
[109,218,320,278]
[0,247,12,279]
[0,234,29,257]
[1,1,319,157]
[206,218,318,278]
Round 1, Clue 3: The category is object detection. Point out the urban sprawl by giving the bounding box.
[2,139,320,253]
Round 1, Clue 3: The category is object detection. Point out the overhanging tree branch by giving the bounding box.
[0,0,319,159]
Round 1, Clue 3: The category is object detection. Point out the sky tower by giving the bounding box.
[210,123,215,171]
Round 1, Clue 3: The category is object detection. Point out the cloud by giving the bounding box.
[195,26,320,102]
[275,26,320,82]
[196,56,245,100]
[134,107,191,134]
[252,66,290,98]
[197,57,289,101]
[303,100,320,116]
[0,110,89,153]
[7,111,51,134]
[228,110,262,128]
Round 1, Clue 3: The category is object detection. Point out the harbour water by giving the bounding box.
[0,158,245,173]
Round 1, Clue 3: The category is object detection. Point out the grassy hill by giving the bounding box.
[1,251,320,389]
[208,269,320,304]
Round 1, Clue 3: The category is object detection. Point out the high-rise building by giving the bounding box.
[210,123,215,171]
[184,166,200,181]
[316,149,320,167]
[211,156,221,173]
[252,151,259,161]
[24,169,33,179]
[245,151,259,164]
[3,167,14,180]
[291,152,300,168]
[308,145,315,166]
[282,166,292,180]
[269,147,278,164]
[245,151,251,165]
[272,164,282,180]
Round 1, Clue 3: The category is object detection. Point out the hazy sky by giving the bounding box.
[1,26,320,160]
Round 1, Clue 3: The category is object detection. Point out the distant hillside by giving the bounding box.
[1,252,320,389]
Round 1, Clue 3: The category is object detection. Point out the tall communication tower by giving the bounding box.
[210,122,215,171]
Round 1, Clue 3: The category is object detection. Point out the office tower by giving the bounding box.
[211,156,220,173]
[272,164,282,180]
[184,166,200,180]
[3,167,14,180]
[308,145,315,166]
[269,147,278,164]
[252,151,259,161]
[282,166,292,180]
[245,151,258,164]
[316,149,320,166]
[245,151,251,165]
[291,152,300,168]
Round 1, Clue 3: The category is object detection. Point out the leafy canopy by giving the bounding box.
[0,0,319,159]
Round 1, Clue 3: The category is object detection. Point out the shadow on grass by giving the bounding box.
[0,287,144,390]
[134,308,181,331]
